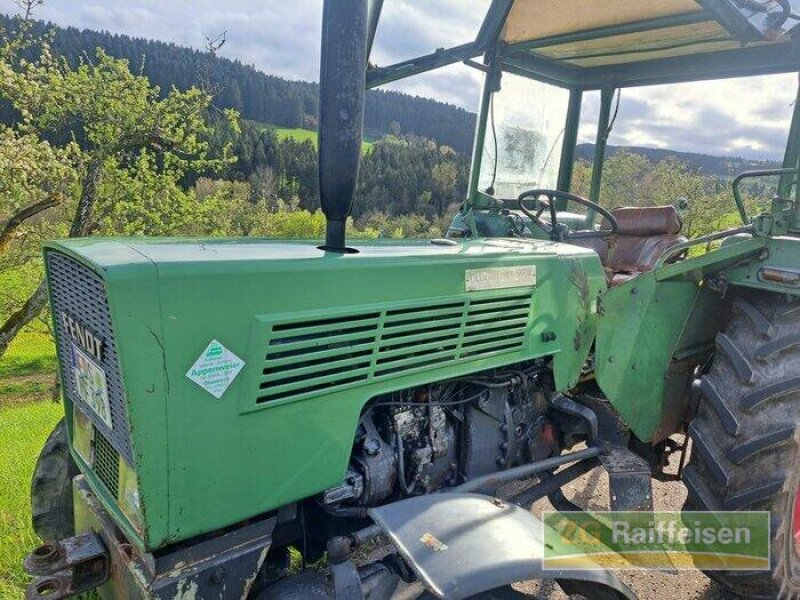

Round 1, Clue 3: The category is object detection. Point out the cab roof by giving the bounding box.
[367,0,800,89]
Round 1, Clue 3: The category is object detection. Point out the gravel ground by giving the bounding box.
[362,445,747,600]
[516,449,741,600]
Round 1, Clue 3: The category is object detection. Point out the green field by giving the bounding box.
[271,125,375,153]
[0,331,61,598]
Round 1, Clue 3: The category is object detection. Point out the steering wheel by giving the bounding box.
[517,189,618,242]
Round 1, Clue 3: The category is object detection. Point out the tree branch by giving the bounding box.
[0,158,103,361]
[69,158,103,238]
[0,277,48,359]
[15,0,43,22]
[0,196,60,253]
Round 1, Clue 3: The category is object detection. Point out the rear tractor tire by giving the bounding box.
[31,418,79,542]
[682,291,800,599]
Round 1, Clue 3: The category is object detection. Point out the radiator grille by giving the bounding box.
[93,432,120,498]
[46,252,133,465]
[258,293,533,404]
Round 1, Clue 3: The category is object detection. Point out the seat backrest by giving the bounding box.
[606,206,686,273]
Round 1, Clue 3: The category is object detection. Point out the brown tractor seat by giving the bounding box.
[574,206,687,287]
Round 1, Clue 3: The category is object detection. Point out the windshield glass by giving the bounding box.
[478,72,570,199]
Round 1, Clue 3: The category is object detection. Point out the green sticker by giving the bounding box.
[186,339,245,399]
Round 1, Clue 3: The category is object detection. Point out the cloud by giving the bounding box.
[384,64,484,111]
[18,0,486,84]
[4,0,797,159]
[371,0,488,65]
[15,0,324,80]
[604,75,796,159]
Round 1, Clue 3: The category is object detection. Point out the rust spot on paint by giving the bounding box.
[570,262,590,308]
[420,533,448,552]
[569,262,592,351]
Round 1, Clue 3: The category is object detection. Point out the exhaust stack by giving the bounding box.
[318,0,368,252]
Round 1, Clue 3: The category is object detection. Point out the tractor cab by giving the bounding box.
[368,0,800,287]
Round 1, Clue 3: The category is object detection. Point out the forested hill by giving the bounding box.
[0,14,476,153]
[576,143,779,179]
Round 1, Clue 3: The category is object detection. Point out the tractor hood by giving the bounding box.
[45,236,589,265]
[43,237,605,550]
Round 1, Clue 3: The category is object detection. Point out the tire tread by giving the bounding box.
[683,292,800,599]
[30,419,78,542]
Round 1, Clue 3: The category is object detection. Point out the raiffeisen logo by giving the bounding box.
[611,518,751,546]
[543,511,771,571]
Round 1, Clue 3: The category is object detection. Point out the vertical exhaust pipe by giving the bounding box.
[318,0,368,252]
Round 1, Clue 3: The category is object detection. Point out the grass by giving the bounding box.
[0,331,57,410]
[0,401,63,598]
[271,125,375,154]
[0,323,61,598]
[243,118,380,151]
[0,263,59,409]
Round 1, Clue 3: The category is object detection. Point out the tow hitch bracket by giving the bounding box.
[24,532,109,600]
[600,446,654,512]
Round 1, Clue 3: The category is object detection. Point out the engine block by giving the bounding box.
[321,364,559,511]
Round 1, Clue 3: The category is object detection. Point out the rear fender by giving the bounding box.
[595,238,768,442]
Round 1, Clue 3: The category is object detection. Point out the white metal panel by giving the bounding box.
[502,0,703,44]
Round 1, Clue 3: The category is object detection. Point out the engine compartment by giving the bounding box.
[320,361,561,514]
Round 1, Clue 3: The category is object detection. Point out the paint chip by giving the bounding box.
[420,532,448,552]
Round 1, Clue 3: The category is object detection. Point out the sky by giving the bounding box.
[5,0,798,160]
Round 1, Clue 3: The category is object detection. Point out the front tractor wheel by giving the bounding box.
[682,292,800,599]
[31,418,79,542]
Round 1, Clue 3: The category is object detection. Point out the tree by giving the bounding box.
[598,151,653,206]
[249,165,279,208]
[572,152,740,242]
[432,161,458,214]
[0,12,478,153]
[0,127,76,340]
[0,9,234,358]
[0,129,76,255]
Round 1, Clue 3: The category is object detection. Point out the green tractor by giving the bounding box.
[22,1,800,598]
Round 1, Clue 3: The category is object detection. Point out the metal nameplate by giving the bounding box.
[465,266,536,292]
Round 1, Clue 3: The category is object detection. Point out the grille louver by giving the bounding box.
[47,251,133,465]
[93,432,120,498]
[257,293,533,404]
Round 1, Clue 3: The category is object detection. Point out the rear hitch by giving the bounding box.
[327,536,363,600]
[599,446,654,511]
[24,532,109,600]
[326,528,414,600]
[551,393,654,512]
